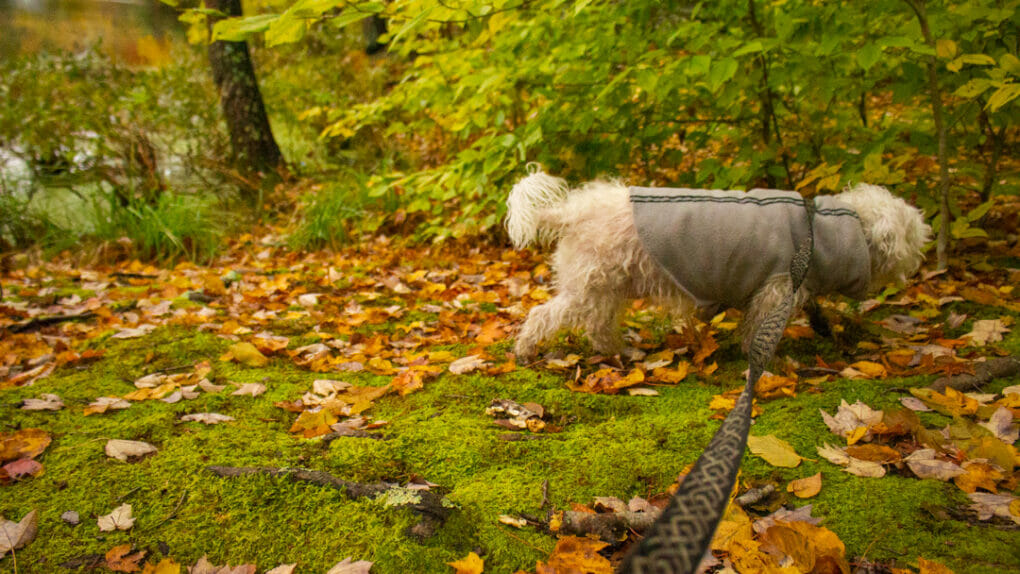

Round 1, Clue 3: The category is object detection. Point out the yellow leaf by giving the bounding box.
[448,551,484,574]
[536,536,612,574]
[221,342,269,367]
[846,426,868,446]
[953,460,1004,494]
[141,558,182,574]
[0,429,51,462]
[652,362,690,383]
[289,410,338,438]
[849,361,887,379]
[936,38,958,59]
[747,434,802,467]
[787,472,822,498]
[918,556,955,574]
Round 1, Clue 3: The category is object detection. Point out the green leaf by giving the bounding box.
[1000,53,1020,75]
[266,15,306,47]
[328,9,376,30]
[986,83,1020,112]
[574,0,594,16]
[732,40,764,57]
[956,53,997,66]
[688,54,711,76]
[211,14,278,42]
[857,43,882,71]
[965,200,994,223]
[954,78,992,98]
[708,58,738,91]
[389,6,434,47]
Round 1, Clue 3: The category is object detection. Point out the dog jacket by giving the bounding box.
[630,187,871,311]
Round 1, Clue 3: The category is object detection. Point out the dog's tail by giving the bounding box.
[506,166,570,248]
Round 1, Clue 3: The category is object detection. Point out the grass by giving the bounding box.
[2,322,1019,573]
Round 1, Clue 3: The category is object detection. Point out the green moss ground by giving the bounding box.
[2,322,1019,573]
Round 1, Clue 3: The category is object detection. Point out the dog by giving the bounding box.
[507,169,931,359]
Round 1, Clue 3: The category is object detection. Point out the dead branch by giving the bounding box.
[206,465,450,539]
[929,356,1020,393]
[7,312,96,334]
[557,510,660,542]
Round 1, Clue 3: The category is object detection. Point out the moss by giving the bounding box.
[2,322,1019,573]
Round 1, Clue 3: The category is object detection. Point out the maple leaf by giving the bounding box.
[536,536,612,574]
[747,434,801,467]
[449,354,488,375]
[954,460,1005,494]
[448,551,484,574]
[290,409,339,438]
[819,400,883,444]
[21,393,64,411]
[962,318,1010,346]
[909,387,979,416]
[0,509,38,559]
[98,503,135,531]
[106,544,147,573]
[105,439,158,462]
[759,520,849,573]
[979,407,1018,443]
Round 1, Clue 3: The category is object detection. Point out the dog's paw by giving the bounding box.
[514,340,537,362]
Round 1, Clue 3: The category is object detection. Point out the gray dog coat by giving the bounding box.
[630,187,871,312]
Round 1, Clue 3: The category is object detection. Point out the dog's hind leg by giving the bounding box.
[581,290,625,355]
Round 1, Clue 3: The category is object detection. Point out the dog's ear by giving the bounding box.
[836,184,930,286]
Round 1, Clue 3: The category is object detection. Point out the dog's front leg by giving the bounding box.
[514,292,579,360]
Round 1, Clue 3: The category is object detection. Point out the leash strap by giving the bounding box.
[618,198,815,574]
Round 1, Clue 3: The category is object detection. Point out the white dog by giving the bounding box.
[507,169,930,359]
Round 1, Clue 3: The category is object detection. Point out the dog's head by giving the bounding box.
[835,183,931,290]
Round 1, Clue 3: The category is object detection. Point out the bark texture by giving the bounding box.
[207,0,283,179]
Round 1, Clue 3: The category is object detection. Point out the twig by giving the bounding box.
[735,484,775,507]
[149,490,189,530]
[7,312,96,334]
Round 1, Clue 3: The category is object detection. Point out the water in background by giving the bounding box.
[0,0,183,64]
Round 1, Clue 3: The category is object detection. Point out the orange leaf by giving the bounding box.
[536,536,612,574]
[787,473,822,498]
[106,544,147,573]
[448,551,484,574]
[0,429,51,463]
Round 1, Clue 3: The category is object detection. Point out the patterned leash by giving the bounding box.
[618,198,816,574]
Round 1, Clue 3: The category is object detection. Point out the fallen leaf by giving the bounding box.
[954,460,1005,494]
[105,439,158,462]
[747,434,802,467]
[820,400,882,442]
[979,407,1018,444]
[21,393,64,411]
[449,355,488,375]
[904,449,965,481]
[264,565,297,574]
[84,396,132,416]
[448,551,484,574]
[968,492,1020,524]
[2,458,44,481]
[787,473,822,498]
[917,556,954,574]
[0,428,51,462]
[98,503,135,531]
[231,382,267,397]
[910,387,979,416]
[963,319,1010,346]
[326,557,374,574]
[141,558,181,574]
[221,342,269,367]
[0,509,38,558]
[106,544,147,572]
[536,536,612,574]
[843,458,886,478]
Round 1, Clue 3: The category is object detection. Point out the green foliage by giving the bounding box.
[90,192,227,263]
[197,0,1017,242]
[289,173,403,248]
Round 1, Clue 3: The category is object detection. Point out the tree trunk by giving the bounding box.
[207,0,283,183]
[904,0,950,270]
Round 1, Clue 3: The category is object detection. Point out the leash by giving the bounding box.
[617,197,816,574]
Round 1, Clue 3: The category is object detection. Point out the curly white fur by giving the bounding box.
[508,172,931,359]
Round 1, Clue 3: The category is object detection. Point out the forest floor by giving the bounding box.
[2,211,1020,574]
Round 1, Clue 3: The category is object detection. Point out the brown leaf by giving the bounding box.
[536,536,612,574]
[106,544,147,573]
